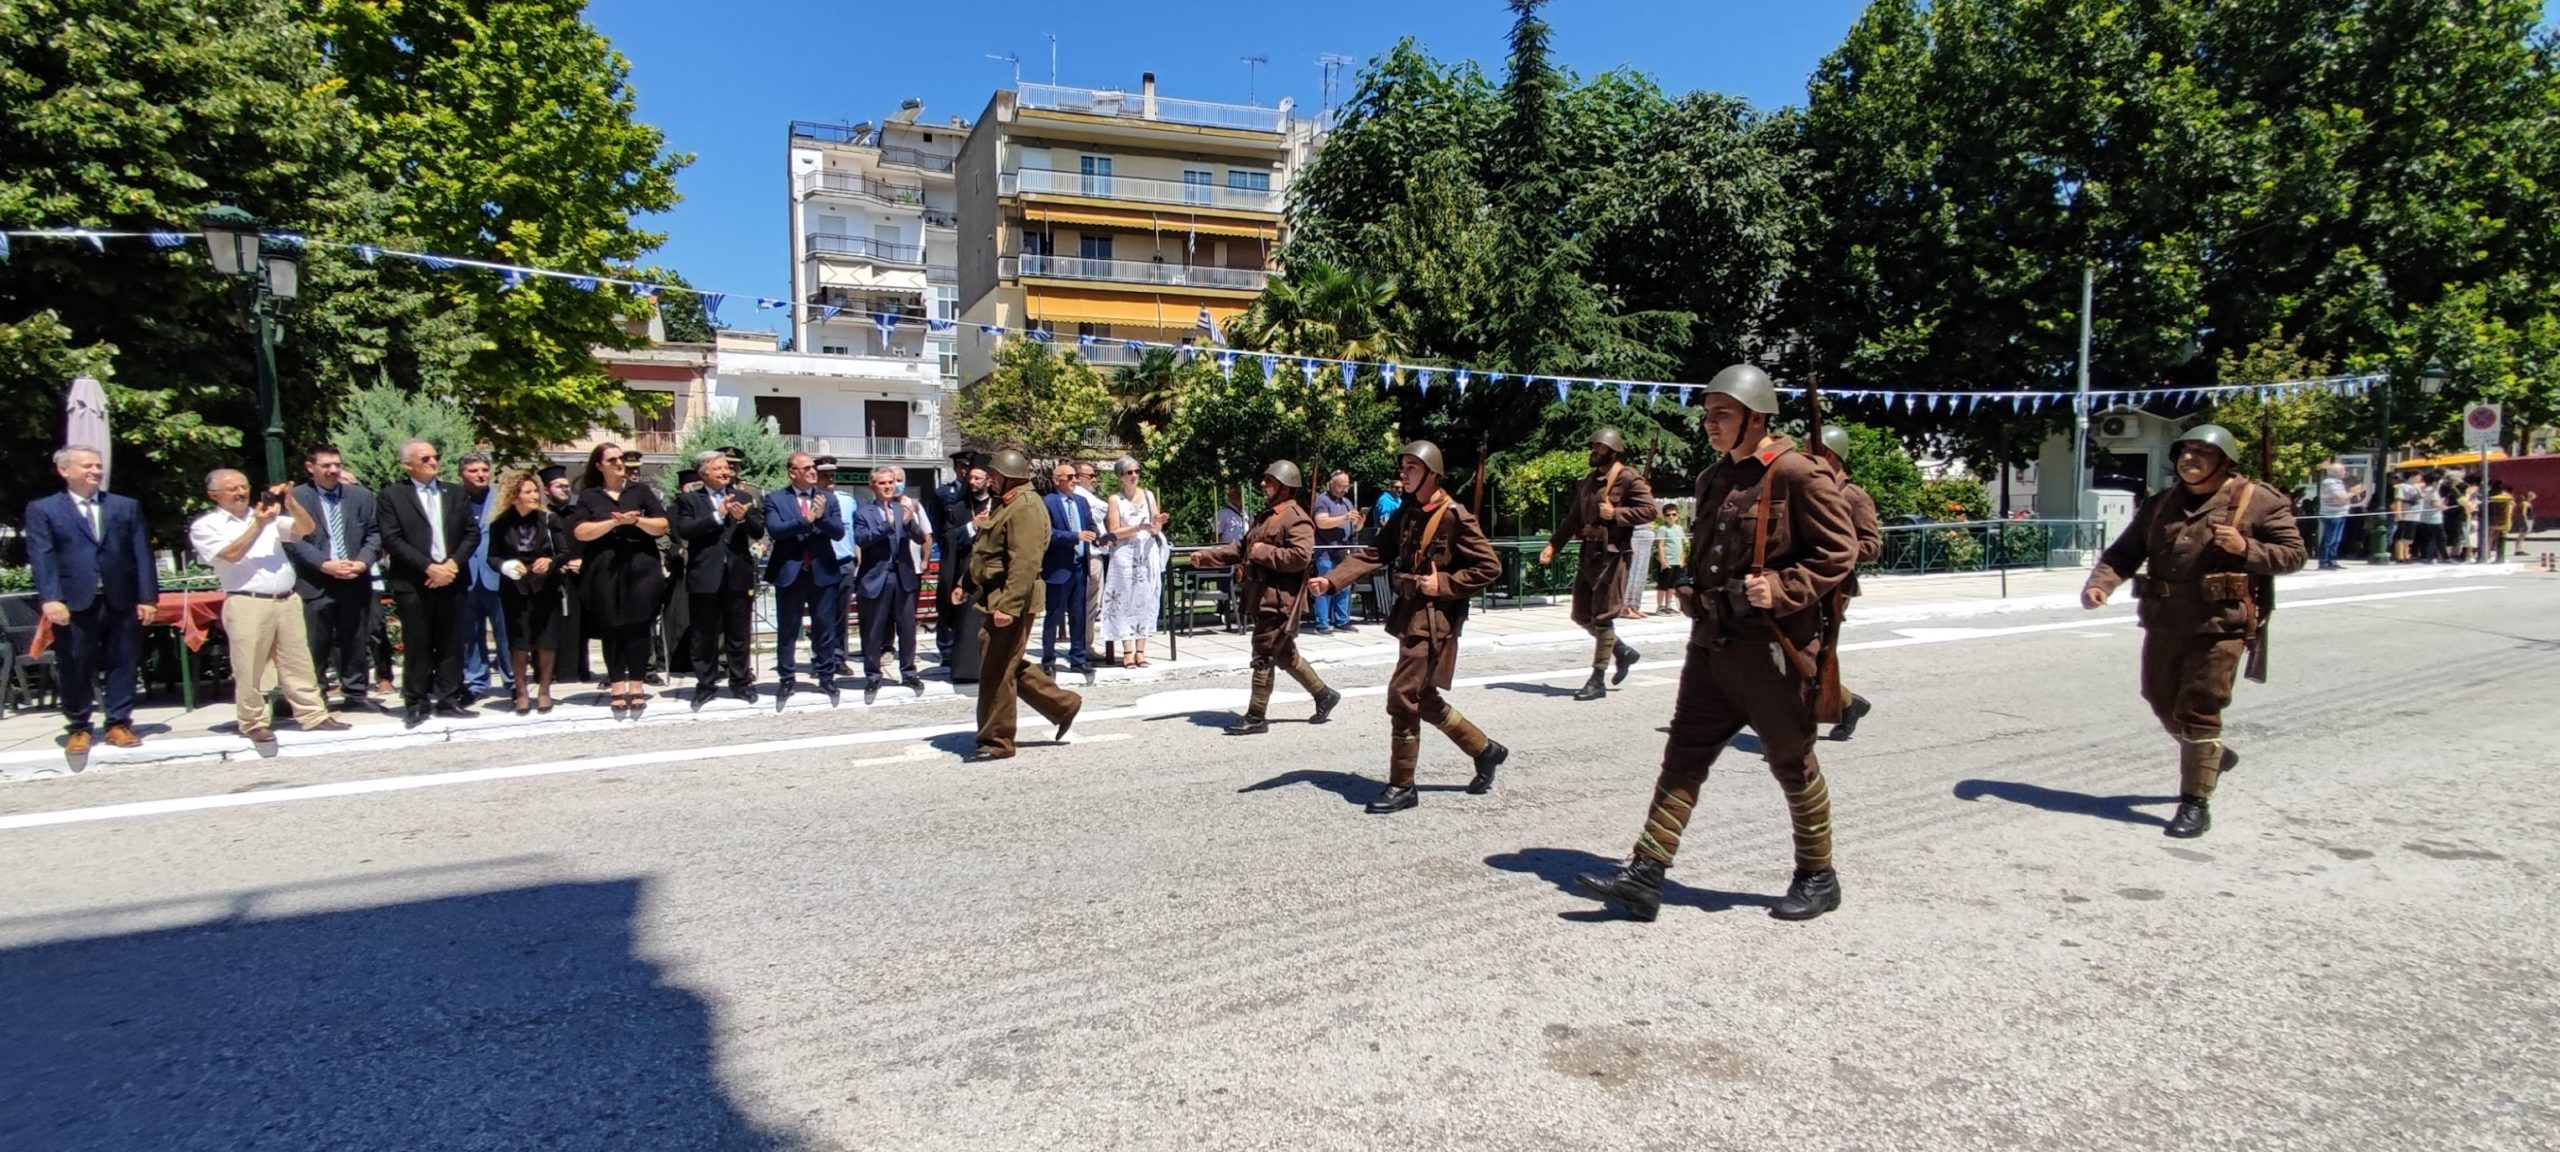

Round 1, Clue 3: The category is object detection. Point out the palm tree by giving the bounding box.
[1232,258,1409,362]
[1106,347,1185,455]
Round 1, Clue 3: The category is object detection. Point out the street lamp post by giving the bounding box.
[198,204,300,487]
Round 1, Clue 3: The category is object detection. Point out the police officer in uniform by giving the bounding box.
[1188,460,1343,735]
[1539,427,1655,700]
[2080,424,2304,838]
[954,449,1083,762]
[1816,424,1881,738]
[1577,365,1858,921]
[1307,441,1508,814]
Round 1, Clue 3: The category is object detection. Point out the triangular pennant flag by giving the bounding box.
[0,233,11,263]
[1216,351,1238,376]
[1552,378,1568,403]
[1258,354,1276,379]
[1176,344,1196,364]
[1077,333,1097,347]
[1416,369,1432,393]
[419,254,455,271]
[1384,363,1400,386]
[1340,362,1355,390]
[820,304,843,322]
[150,231,186,249]
[1301,359,1318,385]
[499,269,524,291]
[978,324,1000,338]
[757,297,786,311]
[355,244,380,264]
[1124,339,1144,352]
[271,233,305,250]
[701,292,725,322]
[1617,381,1633,404]
[927,318,954,334]
[1028,328,1053,343]
[1882,391,1897,410]
[570,276,597,292]
[76,230,104,252]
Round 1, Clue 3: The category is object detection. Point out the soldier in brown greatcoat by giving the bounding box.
[1306,441,1509,814]
[1816,424,1881,739]
[1577,365,1859,923]
[1187,459,1343,736]
[2081,424,2305,838]
[1540,426,1656,700]
[953,448,1083,762]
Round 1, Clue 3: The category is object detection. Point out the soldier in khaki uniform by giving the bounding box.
[1540,427,1655,700]
[953,449,1082,761]
[1817,424,1881,739]
[1307,441,1509,814]
[2081,424,2304,838]
[1577,365,1858,922]
[1188,459,1343,735]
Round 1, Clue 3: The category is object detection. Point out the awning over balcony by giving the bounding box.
[814,263,929,292]
[1024,205,1278,241]
[1025,287,1247,329]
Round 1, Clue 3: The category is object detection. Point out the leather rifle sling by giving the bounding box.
[2227,477,2259,635]
[1750,455,1818,679]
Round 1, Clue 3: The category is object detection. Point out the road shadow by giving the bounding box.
[0,878,788,1151]
[1729,732,1764,755]
[1484,681,1581,698]
[1953,779,2177,828]
[1141,709,1239,731]
[1237,768,1373,805]
[1484,847,1779,914]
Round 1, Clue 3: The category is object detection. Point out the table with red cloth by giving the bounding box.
[25,590,229,710]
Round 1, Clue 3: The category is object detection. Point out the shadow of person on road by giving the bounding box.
[1483,847,1779,916]
[1140,709,1241,731]
[0,877,789,1152]
[1952,779,2177,828]
[1236,768,1373,805]
[1483,681,1580,698]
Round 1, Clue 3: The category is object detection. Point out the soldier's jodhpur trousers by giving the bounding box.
[1633,638,1833,873]
[2139,628,2246,800]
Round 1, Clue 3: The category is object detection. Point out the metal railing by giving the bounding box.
[922,208,959,229]
[1018,82,1289,134]
[804,232,924,265]
[879,144,957,173]
[1004,167,1283,213]
[790,120,867,145]
[795,169,926,208]
[1011,253,1268,291]
[1871,519,2105,574]
[777,435,943,461]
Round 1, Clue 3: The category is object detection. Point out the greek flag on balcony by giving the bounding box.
[149,231,186,249]
[1195,306,1223,346]
[700,292,725,321]
[876,313,900,345]
[819,304,843,323]
[927,319,954,334]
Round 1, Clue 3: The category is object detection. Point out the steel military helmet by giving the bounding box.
[2173,424,2244,466]
[988,448,1034,481]
[1819,424,1853,459]
[1702,363,1780,415]
[1262,459,1304,490]
[1589,426,1628,454]
[1398,440,1446,476]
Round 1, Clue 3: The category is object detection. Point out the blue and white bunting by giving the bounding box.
[1552,378,1568,403]
[1341,362,1356,389]
[700,292,725,321]
[1416,369,1432,393]
[499,269,524,291]
[355,244,380,264]
[927,318,954,334]
[756,298,786,311]
[149,232,186,249]
[569,276,597,292]
[820,304,843,323]
[1454,369,1470,395]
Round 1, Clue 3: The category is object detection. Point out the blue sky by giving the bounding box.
[583,0,1872,317]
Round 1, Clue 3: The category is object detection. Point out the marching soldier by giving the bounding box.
[1306,441,1508,814]
[1188,460,1343,735]
[1577,365,1858,922]
[1816,424,1880,739]
[2080,424,2304,838]
[952,449,1083,762]
[1539,427,1655,700]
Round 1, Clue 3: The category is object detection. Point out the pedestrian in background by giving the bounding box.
[485,469,569,714]
[1073,461,1111,664]
[1100,456,1168,668]
[1040,461,1097,677]
[851,464,930,701]
[542,465,592,686]
[569,442,672,717]
[1622,505,1656,620]
[763,452,849,708]
[2486,481,2516,561]
[1309,470,1361,634]
[2440,470,2469,562]
[378,439,481,728]
[1652,501,1687,615]
[189,469,345,744]
[456,452,512,702]
[287,443,381,711]
[673,449,765,710]
[2313,460,2363,570]
[2391,470,2425,561]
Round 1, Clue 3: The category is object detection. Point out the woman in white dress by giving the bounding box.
[1100,456,1169,666]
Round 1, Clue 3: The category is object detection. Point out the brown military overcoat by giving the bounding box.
[2086,477,2306,635]
[1688,438,1859,649]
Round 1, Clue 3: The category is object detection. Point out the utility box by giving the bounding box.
[2051,488,2135,567]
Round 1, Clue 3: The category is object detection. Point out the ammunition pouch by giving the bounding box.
[2201,572,2250,602]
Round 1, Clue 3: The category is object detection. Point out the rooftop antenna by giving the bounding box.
[1241,55,1269,106]
[985,52,1020,88]
[1318,53,1355,115]
[1045,33,1058,85]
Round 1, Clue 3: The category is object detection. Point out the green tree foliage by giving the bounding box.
[1105,348,1185,456]
[640,268,717,344]
[2203,328,2357,489]
[326,374,475,489]
[956,341,1112,462]
[673,412,791,492]
[1144,356,1403,532]
[1826,420,1924,522]
[1917,476,1992,523]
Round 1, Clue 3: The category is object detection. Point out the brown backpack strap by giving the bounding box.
[1411,496,1454,571]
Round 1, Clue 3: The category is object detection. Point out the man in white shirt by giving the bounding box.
[1073,461,1112,661]
[189,469,348,744]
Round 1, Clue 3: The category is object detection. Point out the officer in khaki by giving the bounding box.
[1578,365,1858,923]
[1816,424,1881,739]
[1308,441,1508,814]
[956,449,1082,761]
[1188,460,1342,735]
[1540,426,1655,700]
[2081,425,2304,838]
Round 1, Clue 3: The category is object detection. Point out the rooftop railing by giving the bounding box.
[1018,82,1289,134]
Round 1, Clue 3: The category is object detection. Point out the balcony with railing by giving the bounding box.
[1010,254,1268,292]
[805,232,925,265]
[922,207,959,229]
[795,169,926,208]
[879,144,957,173]
[1003,167,1283,214]
[777,434,943,461]
[1018,83,1289,134]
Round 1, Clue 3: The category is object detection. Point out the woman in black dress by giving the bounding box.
[487,469,568,714]
[568,443,671,717]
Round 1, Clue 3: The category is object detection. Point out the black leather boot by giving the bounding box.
[1309,686,1341,724]
[2165,796,2212,838]
[1574,857,1665,922]
[1365,785,1418,814]
[1368,728,1421,814]
[1467,741,1508,795]
[1612,640,1641,685]
[1770,869,1843,921]
[1224,714,1269,736]
[1829,693,1872,740]
[1571,667,1609,701]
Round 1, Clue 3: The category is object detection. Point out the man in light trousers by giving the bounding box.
[189,469,348,744]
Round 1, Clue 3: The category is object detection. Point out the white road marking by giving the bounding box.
[0,583,2504,832]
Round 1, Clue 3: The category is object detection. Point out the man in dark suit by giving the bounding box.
[375,438,482,727]
[542,465,591,682]
[673,449,765,709]
[286,443,381,711]
[928,449,981,660]
[763,451,848,707]
[1040,461,1097,677]
[24,445,159,752]
[852,464,931,703]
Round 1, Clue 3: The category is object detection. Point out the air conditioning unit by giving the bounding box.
[2096,412,2140,441]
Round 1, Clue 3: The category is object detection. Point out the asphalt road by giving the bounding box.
[2,571,2552,1151]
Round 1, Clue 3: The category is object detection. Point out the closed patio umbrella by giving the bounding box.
[65,375,111,490]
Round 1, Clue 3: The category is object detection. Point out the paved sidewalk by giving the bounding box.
[0,556,2531,777]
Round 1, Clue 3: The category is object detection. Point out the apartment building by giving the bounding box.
[711,330,947,473]
[954,75,1312,383]
[788,102,966,388]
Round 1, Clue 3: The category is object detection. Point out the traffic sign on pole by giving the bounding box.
[2463,403,2502,449]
